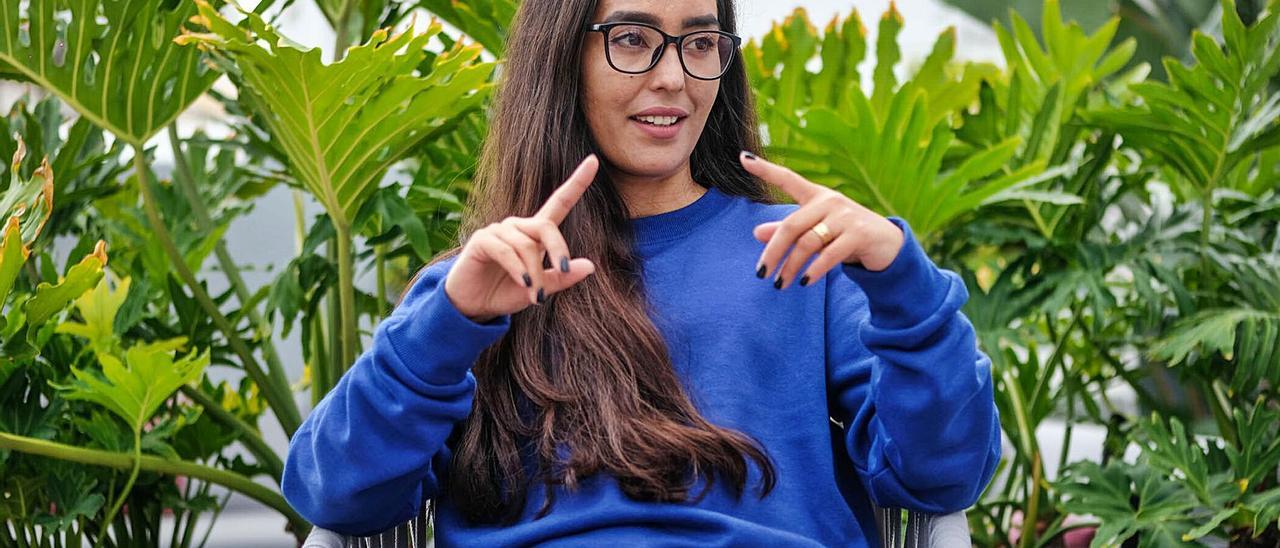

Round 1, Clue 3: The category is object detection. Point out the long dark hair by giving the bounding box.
[411,0,779,525]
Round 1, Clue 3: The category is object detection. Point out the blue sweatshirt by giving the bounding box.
[282,185,1001,546]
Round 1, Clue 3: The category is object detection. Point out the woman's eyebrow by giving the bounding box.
[601,11,721,29]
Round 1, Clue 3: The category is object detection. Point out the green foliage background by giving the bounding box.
[0,0,1277,546]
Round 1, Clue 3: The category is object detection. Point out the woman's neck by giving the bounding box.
[611,163,707,219]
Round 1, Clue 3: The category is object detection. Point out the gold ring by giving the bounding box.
[809,221,833,245]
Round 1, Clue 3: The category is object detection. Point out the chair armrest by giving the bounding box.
[305,505,969,547]
[302,528,346,548]
[929,510,971,547]
[874,505,971,548]
[301,514,430,548]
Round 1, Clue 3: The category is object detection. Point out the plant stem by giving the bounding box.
[293,190,335,403]
[130,146,302,437]
[165,125,294,426]
[0,431,309,541]
[311,312,332,406]
[93,430,140,548]
[178,385,283,482]
[376,243,388,318]
[335,225,358,371]
[327,240,342,388]
[1018,452,1043,548]
[1209,379,1239,447]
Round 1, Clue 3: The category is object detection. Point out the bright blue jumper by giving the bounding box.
[283,185,1002,546]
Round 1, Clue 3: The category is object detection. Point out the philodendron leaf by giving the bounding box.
[179,1,495,232]
[53,338,209,432]
[414,0,518,55]
[1056,461,1203,547]
[0,139,54,243]
[0,0,219,144]
[0,217,25,307]
[0,139,55,304]
[54,274,131,354]
[22,240,106,329]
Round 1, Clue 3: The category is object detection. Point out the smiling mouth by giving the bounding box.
[630,115,685,127]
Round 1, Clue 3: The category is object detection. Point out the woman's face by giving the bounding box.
[580,0,723,181]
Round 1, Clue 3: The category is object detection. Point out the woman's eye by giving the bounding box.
[687,37,714,53]
[611,32,648,48]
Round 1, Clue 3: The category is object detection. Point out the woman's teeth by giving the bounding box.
[635,115,679,126]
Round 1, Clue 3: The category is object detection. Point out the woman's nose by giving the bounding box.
[647,43,686,92]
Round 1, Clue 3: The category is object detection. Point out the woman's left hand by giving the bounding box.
[740,151,905,289]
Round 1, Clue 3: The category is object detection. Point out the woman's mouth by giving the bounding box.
[630,114,686,139]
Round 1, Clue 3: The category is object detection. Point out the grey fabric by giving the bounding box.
[928,510,972,547]
[301,528,345,548]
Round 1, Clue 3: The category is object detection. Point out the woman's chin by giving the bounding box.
[609,149,694,177]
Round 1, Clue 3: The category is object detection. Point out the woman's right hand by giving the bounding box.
[444,155,600,323]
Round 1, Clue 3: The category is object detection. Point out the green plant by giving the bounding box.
[179,0,494,393]
[0,0,510,543]
[745,5,1076,243]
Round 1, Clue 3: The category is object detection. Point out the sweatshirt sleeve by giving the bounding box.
[281,256,511,535]
[825,216,1001,514]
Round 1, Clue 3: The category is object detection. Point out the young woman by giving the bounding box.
[282,0,1002,545]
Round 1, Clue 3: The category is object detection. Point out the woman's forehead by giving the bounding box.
[592,0,720,28]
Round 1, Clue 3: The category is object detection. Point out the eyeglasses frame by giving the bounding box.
[585,21,743,81]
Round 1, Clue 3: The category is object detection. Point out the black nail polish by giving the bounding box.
[756,264,766,279]
[523,273,532,287]
[773,277,783,290]
[799,275,810,287]
[742,151,758,160]
[537,288,545,304]
[561,256,570,273]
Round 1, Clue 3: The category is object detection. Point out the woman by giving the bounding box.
[282,0,1001,545]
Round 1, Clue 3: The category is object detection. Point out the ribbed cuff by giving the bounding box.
[841,217,953,330]
[384,265,511,386]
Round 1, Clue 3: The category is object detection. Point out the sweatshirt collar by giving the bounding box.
[629,185,732,249]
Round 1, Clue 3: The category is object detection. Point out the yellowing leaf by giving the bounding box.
[22,242,107,329]
[54,339,209,432]
[55,274,131,354]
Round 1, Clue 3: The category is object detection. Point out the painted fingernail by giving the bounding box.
[561,256,570,273]
[523,272,532,287]
[742,151,758,161]
[799,274,810,287]
[773,277,783,290]
[756,264,767,279]
[536,288,545,304]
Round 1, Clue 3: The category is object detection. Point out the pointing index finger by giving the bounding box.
[537,154,600,224]
[739,151,821,204]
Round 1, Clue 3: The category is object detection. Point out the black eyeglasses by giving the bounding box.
[587,22,742,81]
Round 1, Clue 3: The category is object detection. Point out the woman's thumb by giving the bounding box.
[556,258,596,289]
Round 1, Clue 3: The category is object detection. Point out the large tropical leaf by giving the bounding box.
[1150,256,1280,391]
[179,1,495,232]
[412,0,518,55]
[0,0,220,144]
[743,5,1087,242]
[744,6,996,151]
[53,332,208,433]
[1085,0,1280,200]
[1056,461,1205,547]
[941,0,1260,81]
[988,0,1136,164]
[782,93,1053,242]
